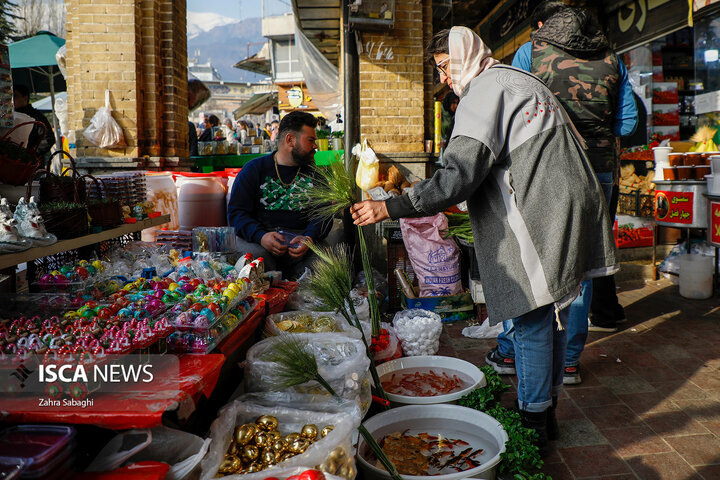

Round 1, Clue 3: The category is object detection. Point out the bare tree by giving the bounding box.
[14,0,65,38]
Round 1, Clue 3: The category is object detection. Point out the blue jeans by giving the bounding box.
[497,172,614,368]
[513,304,569,412]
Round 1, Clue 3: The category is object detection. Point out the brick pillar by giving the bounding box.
[358,0,430,153]
[65,0,188,159]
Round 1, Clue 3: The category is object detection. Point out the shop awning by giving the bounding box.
[234,42,272,76]
[233,92,278,118]
[291,0,341,66]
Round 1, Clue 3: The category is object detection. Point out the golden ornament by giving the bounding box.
[254,431,272,448]
[272,439,287,453]
[284,432,301,444]
[246,462,263,473]
[255,415,279,431]
[340,465,356,479]
[227,442,240,456]
[234,424,257,445]
[288,437,310,454]
[241,444,260,463]
[261,448,277,465]
[218,455,242,474]
[267,430,282,443]
[320,425,335,438]
[301,424,319,440]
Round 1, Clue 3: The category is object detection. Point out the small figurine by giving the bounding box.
[14,196,57,247]
[0,198,31,252]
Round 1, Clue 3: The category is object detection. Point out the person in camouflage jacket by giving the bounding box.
[489,4,638,388]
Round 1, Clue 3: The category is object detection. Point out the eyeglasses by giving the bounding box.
[436,58,450,77]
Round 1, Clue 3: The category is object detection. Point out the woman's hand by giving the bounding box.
[350,200,389,226]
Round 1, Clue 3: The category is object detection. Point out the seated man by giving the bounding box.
[227,111,331,279]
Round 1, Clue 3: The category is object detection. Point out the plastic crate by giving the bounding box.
[618,190,654,218]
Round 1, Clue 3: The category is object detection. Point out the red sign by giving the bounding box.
[655,191,694,224]
[711,201,720,246]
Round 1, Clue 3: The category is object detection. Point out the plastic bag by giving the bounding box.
[352,139,379,191]
[372,322,403,364]
[243,333,371,415]
[200,392,360,480]
[84,90,126,148]
[393,308,443,356]
[462,318,504,339]
[400,214,463,296]
[265,310,362,339]
[87,426,208,480]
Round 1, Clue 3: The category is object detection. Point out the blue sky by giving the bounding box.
[186,0,290,20]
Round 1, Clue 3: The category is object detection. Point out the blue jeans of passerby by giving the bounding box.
[497,172,614,368]
[513,304,569,412]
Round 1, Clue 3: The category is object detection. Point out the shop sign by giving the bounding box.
[710,201,720,245]
[278,84,315,111]
[607,0,690,52]
[478,0,544,50]
[655,190,694,224]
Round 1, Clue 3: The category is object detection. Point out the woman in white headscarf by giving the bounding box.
[351,26,617,456]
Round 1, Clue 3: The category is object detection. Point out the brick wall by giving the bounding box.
[65,0,188,159]
[358,0,432,153]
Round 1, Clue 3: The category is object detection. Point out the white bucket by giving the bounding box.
[679,254,714,300]
[711,155,720,175]
[653,146,673,165]
[142,172,178,242]
[175,174,227,230]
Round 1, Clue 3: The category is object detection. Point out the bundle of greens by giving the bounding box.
[443,211,473,244]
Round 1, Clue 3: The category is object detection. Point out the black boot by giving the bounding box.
[547,396,559,441]
[519,409,549,458]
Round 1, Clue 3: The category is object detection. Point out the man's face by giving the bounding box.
[13,90,28,108]
[290,125,317,166]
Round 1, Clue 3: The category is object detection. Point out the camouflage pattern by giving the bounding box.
[530,9,621,174]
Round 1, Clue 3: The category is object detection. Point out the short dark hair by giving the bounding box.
[530,1,569,28]
[277,111,318,143]
[13,84,30,97]
[426,29,451,66]
[208,115,219,127]
[442,92,459,112]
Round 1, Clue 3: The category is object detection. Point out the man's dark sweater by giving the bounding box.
[227,153,329,244]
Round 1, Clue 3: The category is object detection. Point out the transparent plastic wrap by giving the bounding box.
[243,333,371,415]
[167,297,259,353]
[200,392,360,480]
[392,308,443,356]
[370,323,402,364]
[83,90,126,149]
[264,311,362,339]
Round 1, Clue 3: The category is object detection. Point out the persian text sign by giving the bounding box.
[655,190,694,224]
[607,0,689,52]
[710,201,720,245]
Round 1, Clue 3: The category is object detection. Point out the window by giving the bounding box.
[273,38,301,81]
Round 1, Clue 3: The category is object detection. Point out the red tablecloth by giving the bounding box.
[215,300,265,357]
[0,354,225,429]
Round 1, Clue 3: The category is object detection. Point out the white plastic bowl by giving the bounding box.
[357,404,508,480]
[375,355,486,406]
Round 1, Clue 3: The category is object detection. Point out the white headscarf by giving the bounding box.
[447,26,499,97]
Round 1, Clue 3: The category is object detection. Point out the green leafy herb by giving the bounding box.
[459,366,551,480]
[315,129,329,139]
[331,130,344,138]
[443,211,473,243]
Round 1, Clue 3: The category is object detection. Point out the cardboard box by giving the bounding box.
[400,289,475,323]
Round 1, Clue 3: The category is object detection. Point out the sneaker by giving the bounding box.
[485,347,516,375]
[563,365,582,385]
[588,319,619,333]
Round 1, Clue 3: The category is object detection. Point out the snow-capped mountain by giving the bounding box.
[187,11,239,40]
